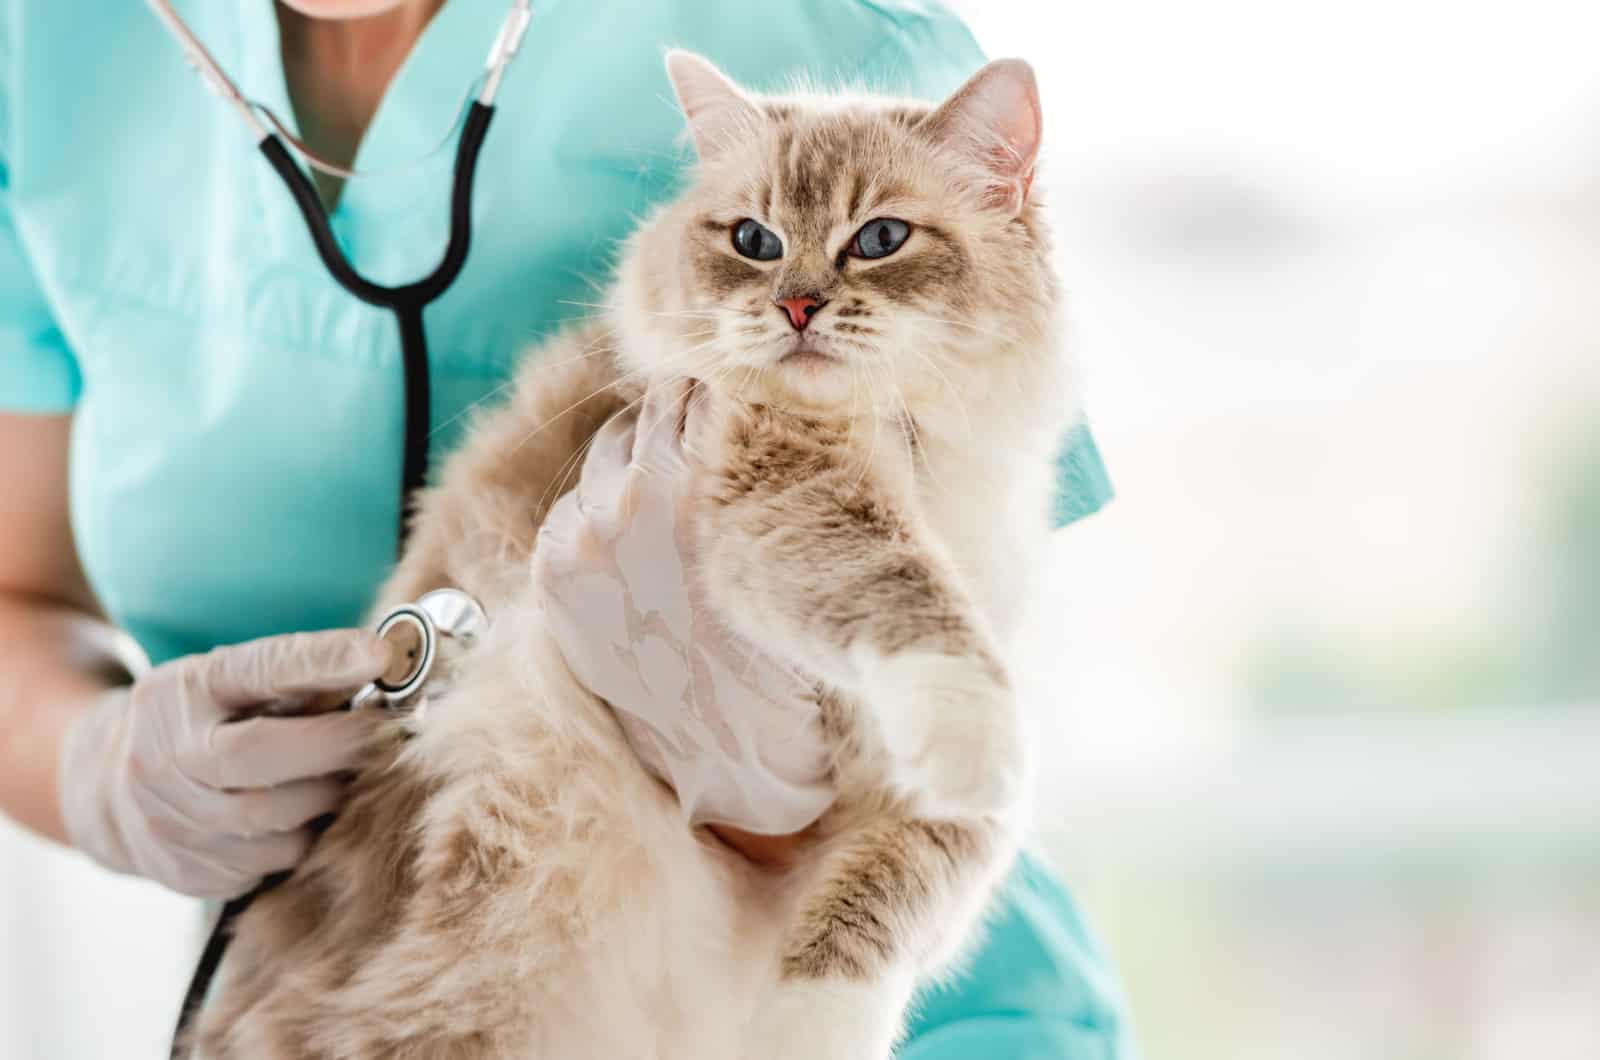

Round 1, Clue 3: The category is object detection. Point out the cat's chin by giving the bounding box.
[735,365,860,417]
[777,348,841,371]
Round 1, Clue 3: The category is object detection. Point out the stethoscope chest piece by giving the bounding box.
[352,588,488,713]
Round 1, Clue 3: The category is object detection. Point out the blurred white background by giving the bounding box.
[960,1,1600,1058]
[5,1,1598,1057]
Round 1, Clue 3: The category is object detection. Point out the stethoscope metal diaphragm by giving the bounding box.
[352,588,488,712]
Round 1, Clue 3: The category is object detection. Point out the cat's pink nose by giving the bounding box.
[775,294,826,331]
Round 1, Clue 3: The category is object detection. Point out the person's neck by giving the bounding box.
[276,0,448,208]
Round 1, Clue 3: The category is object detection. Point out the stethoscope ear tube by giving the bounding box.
[145,0,271,140]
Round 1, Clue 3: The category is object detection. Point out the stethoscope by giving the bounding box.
[147,0,535,544]
[148,4,523,1053]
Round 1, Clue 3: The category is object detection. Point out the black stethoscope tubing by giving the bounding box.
[259,101,496,549]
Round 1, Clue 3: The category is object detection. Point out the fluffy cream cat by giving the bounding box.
[193,51,1076,1060]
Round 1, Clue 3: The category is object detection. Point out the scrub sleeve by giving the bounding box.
[0,50,78,414]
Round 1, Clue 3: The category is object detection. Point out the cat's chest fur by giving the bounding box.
[914,436,1052,644]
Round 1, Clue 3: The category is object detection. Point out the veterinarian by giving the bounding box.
[0,1,1130,1055]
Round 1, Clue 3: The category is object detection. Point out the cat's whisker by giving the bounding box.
[635,371,717,463]
[557,299,726,324]
[529,384,658,517]
[904,344,975,445]
[882,352,950,496]
[842,350,865,457]
[729,363,761,408]
[853,356,888,491]
[655,308,730,319]
[685,364,735,423]
[429,329,641,441]
[518,341,735,489]
[531,398,614,517]
[508,355,675,457]
[428,377,519,440]
[560,297,705,315]
[532,423,597,518]
[900,312,1018,346]
[535,416,614,518]
[655,333,733,371]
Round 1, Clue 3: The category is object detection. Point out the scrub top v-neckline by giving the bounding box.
[232,0,507,229]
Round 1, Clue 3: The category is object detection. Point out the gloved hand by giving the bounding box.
[533,382,835,836]
[57,629,392,899]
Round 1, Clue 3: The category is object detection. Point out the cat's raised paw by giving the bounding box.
[746,978,901,1060]
[863,651,1024,819]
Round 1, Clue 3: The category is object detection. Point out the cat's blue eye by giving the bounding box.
[850,218,911,260]
[731,219,783,261]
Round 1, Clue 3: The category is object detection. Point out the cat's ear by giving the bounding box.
[919,59,1042,215]
[664,50,761,161]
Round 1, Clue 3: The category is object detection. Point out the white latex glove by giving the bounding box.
[58,629,392,899]
[534,382,835,835]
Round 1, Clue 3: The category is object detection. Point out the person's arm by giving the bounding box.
[0,411,114,841]
[0,7,114,840]
[0,409,407,897]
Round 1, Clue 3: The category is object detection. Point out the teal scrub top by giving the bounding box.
[1,2,1129,1055]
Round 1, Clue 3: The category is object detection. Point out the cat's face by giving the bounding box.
[613,54,1059,423]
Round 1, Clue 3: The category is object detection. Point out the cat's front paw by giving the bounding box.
[746,979,899,1060]
[864,651,1024,819]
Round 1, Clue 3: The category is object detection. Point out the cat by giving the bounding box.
[192,51,1076,1060]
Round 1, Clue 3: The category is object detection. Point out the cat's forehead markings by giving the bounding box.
[785,130,827,215]
[775,121,851,223]
[768,124,795,207]
[753,174,774,220]
[850,178,918,223]
[845,168,868,222]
